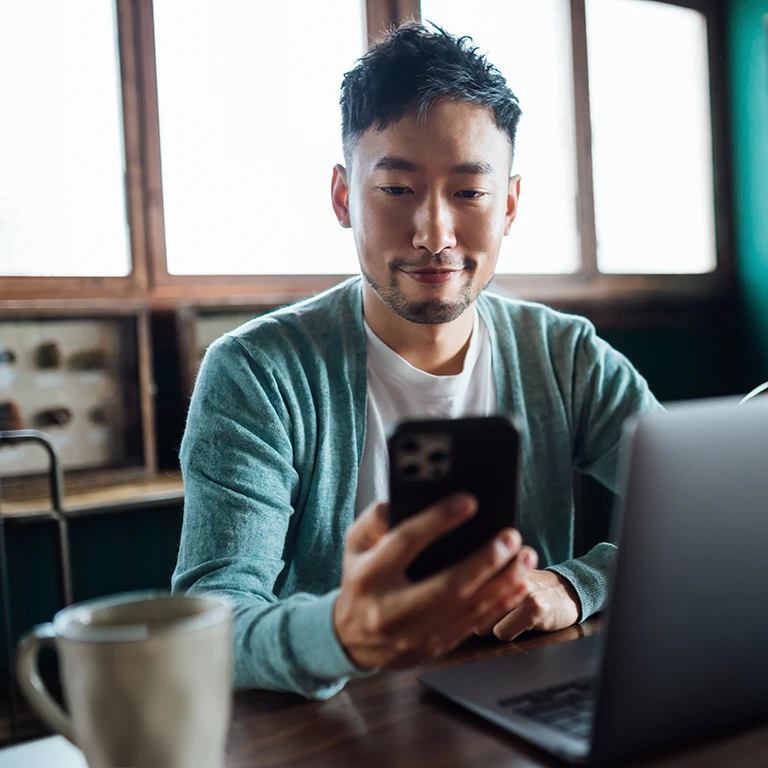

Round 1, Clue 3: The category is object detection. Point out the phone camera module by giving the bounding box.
[395,431,452,482]
[400,437,420,454]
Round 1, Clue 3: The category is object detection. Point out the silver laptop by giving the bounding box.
[420,396,768,765]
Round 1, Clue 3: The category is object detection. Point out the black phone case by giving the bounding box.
[388,415,521,582]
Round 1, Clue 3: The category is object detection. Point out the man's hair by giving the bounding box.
[340,21,522,169]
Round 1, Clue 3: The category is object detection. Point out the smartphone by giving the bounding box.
[388,415,521,582]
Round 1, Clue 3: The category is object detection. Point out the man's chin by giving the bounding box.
[361,265,477,324]
[391,298,471,325]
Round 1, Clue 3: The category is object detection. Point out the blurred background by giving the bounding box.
[1,0,767,743]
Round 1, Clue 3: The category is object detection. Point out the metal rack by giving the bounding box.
[0,430,73,744]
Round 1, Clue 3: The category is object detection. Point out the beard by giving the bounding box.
[361,258,490,325]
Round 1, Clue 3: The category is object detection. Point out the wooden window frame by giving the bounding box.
[0,0,149,302]
[1,0,735,312]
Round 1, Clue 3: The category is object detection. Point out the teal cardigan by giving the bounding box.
[172,278,661,699]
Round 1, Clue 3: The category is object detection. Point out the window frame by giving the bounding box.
[0,0,734,310]
[138,0,390,303]
[0,0,149,301]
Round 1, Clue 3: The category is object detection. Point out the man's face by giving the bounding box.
[332,99,520,325]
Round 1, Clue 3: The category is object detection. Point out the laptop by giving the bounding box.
[420,396,768,765]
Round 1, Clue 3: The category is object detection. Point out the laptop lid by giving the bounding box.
[591,396,768,764]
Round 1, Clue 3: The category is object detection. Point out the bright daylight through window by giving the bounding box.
[0,1,131,277]
[154,0,365,276]
[586,0,716,274]
[23,0,715,280]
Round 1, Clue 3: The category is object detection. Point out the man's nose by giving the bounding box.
[412,196,458,255]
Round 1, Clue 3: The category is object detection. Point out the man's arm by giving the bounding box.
[172,336,362,699]
[545,320,664,620]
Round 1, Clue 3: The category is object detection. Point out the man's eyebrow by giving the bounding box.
[371,156,496,176]
[451,161,496,176]
[372,156,419,172]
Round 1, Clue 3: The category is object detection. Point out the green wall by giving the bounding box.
[729,0,768,382]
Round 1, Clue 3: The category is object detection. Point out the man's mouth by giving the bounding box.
[399,268,464,284]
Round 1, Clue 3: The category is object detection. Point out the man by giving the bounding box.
[172,23,661,699]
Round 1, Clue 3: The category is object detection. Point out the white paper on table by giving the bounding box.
[0,735,87,767]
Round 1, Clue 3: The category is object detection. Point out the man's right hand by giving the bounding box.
[333,494,538,670]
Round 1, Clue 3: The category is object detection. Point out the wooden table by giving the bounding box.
[227,620,768,768]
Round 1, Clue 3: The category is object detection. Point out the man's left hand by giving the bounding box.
[475,569,581,641]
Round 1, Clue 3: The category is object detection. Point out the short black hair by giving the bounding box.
[340,21,522,170]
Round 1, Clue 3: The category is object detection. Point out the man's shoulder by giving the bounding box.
[192,278,365,413]
[479,290,593,340]
[220,277,363,360]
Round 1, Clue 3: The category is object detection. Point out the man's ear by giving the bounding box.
[331,164,351,228]
[503,175,522,235]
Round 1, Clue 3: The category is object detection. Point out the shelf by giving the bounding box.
[0,473,183,521]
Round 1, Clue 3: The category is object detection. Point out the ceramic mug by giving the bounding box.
[16,591,233,768]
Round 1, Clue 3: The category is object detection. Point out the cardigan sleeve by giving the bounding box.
[171,336,365,699]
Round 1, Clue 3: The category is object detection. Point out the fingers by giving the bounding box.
[421,528,524,604]
[414,584,529,661]
[368,494,477,575]
[493,600,535,641]
[493,570,580,640]
[472,548,539,636]
[346,501,391,554]
[455,543,537,613]
[391,534,530,635]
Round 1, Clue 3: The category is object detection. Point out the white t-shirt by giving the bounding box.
[354,310,496,516]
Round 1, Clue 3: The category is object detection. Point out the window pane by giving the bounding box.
[419,0,580,274]
[586,0,716,274]
[155,0,365,275]
[0,1,131,277]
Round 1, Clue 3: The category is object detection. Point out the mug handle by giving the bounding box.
[16,623,75,743]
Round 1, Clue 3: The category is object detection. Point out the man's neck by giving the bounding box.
[362,284,476,376]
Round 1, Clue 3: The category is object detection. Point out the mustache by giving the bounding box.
[390,253,475,270]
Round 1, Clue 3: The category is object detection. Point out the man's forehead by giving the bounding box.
[352,102,512,174]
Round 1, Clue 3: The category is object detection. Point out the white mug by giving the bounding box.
[16,591,233,768]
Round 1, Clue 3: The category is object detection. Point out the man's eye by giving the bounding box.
[382,186,410,196]
[458,190,485,199]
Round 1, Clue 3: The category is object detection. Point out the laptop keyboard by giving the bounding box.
[497,676,598,740]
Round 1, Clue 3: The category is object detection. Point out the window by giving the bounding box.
[153,0,366,276]
[1,0,727,301]
[586,0,716,274]
[0,0,131,278]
